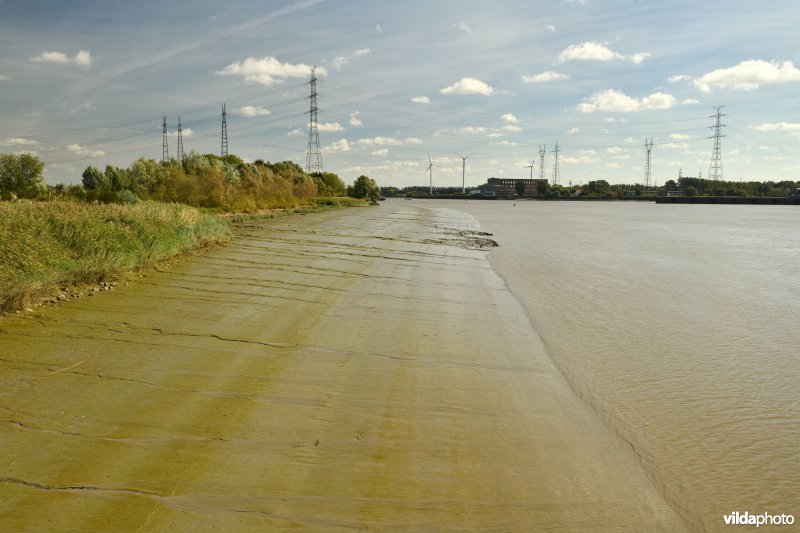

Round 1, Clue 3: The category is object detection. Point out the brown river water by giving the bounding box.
[415,199,800,532]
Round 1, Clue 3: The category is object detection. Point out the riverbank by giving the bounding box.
[0,201,231,314]
[0,203,685,531]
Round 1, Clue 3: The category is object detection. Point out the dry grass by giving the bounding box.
[0,200,231,312]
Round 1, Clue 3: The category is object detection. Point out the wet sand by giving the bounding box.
[0,203,686,531]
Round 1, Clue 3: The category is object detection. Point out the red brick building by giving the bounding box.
[484,177,548,197]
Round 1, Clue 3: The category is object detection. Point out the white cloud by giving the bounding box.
[349,111,362,126]
[67,144,104,157]
[322,139,351,153]
[455,22,472,34]
[356,136,403,146]
[404,137,422,145]
[217,56,324,86]
[287,128,304,137]
[668,74,691,83]
[66,101,96,114]
[491,140,518,146]
[565,127,580,134]
[694,60,800,93]
[411,96,430,104]
[0,137,38,146]
[751,122,800,138]
[33,50,92,67]
[670,133,690,140]
[456,126,488,134]
[502,125,522,132]
[371,149,389,157]
[577,89,677,113]
[332,48,370,70]
[662,142,689,150]
[318,122,345,132]
[440,77,494,96]
[521,71,569,83]
[547,25,556,33]
[239,105,271,117]
[606,146,625,154]
[559,41,616,62]
[682,98,700,105]
[0,74,9,81]
[501,113,518,123]
[559,41,649,64]
[376,25,383,33]
[170,128,194,138]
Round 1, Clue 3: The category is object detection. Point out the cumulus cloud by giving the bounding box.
[356,136,420,147]
[501,113,518,123]
[751,122,800,137]
[239,105,271,117]
[521,71,569,83]
[670,133,690,140]
[668,74,691,83]
[440,77,494,96]
[67,143,104,157]
[349,111,362,126]
[577,89,677,113]
[318,122,345,132]
[565,127,580,134]
[322,139,351,153]
[332,48,370,70]
[502,125,522,132]
[1,137,38,146]
[606,146,625,154]
[405,137,422,145]
[559,41,648,64]
[217,56,324,86]
[662,142,689,150]
[371,149,389,157]
[33,50,92,67]
[454,22,472,34]
[411,96,430,104]
[287,128,304,137]
[694,60,800,92]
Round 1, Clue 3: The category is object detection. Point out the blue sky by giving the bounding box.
[2,0,799,188]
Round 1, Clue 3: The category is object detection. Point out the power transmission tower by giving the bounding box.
[453,151,471,196]
[644,137,654,188]
[305,66,323,174]
[221,103,228,157]
[551,141,560,185]
[708,105,726,181]
[162,116,169,163]
[539,145,546,180]
[177,116,185,161]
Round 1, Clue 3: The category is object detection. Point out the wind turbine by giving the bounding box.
[426,153,439,196]
[523,154,538,180]
[452,151,471,198]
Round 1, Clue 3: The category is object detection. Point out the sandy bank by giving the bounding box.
[0,203,685,531]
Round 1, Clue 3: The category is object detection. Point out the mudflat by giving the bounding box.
[0,203,686,531]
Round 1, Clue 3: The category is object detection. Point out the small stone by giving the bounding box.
[92,287,99,293]
[57,294,67,301]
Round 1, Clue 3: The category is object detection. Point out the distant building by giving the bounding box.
[485,177,548,198]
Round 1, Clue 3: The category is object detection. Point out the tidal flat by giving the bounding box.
[0,203,684,531]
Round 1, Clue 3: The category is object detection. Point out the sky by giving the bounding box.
[2,0,800,189]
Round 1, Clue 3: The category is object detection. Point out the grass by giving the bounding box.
[0,200,231,313]
[310,196,369,207]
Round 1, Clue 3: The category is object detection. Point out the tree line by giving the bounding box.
[0,152,380,208]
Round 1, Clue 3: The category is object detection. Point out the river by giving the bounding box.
[420,199,800,531]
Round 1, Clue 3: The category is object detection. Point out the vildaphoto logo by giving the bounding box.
[723,511,795,527]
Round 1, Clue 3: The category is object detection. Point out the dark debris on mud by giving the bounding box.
[424,226,499,250]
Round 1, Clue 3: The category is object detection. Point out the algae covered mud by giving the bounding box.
[435,199,800,532]
[0,203,684,531]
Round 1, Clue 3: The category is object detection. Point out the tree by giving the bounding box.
[0,153,45,198]
[537,181,550,195]
[81,166,108,190]
[515,180,526,196]
[349,175,380,202]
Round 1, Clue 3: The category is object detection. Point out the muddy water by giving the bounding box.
[437,199,800,532]
[0,204,685,531]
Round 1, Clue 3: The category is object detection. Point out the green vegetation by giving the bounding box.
[0,201,231,313]
[348,175,381,203]
[0,153,45,200]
